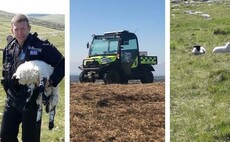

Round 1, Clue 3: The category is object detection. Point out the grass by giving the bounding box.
[31,14,65,25]
[170,1,230,141]
[0,11,65,141]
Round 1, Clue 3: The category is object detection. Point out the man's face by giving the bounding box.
[11,21,30,46]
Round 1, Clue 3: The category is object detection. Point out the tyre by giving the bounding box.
[88,77,96,83]
[103,70,120,84]
[120,77,128,84]
[79,71,88,83]
[140,71,154,83]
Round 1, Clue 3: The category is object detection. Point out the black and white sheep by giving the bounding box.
[192,45,206,55]
[11,60,59,130]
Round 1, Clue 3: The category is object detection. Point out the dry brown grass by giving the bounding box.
[70,83,165,142]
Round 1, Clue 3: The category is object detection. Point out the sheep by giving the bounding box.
[11,60,59,130]
[192,45,206,55]
[212,42,230,53]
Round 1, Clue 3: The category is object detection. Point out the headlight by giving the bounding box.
[101,58,111,64]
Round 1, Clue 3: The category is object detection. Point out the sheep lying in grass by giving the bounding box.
[11,60,59,130]
[192,45,206,55]
[212,42,230,53]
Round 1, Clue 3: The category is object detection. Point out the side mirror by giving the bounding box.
[86,42,89,49]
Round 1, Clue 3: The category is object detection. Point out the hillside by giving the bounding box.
[70,83,165,141]
[0,10,65,141]
[28,14,64,25]
[171,1,230,141]
[0,10,64,31]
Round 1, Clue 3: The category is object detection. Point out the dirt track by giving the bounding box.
[70,83,165,142]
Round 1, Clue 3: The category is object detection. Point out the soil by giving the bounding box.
[70,83,165,142]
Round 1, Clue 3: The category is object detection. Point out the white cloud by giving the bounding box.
[0,0,66,14]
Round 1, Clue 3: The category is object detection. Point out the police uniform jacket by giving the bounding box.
[1,33,64,109]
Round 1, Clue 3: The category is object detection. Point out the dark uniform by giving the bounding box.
[0,32,65,142]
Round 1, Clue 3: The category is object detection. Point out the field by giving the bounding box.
[0,11,65,141]
[170,1,230,141]
[70,83,165,141]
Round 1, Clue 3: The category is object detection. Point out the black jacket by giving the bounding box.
[2,32,64,87]
[1,33,64,109]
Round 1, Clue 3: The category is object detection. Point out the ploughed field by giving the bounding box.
[70,83,165,141]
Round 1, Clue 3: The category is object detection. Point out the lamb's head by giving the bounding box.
[194,45,201,51]
[11,73,22,92]
[225,42,230,49]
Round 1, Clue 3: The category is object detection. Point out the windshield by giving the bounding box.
[89,38,119,56]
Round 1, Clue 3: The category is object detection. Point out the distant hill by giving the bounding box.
[0,10,64,31]
[27,14,64,25]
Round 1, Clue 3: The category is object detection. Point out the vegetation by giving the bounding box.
[28,14,65,25]
[171,1,230,141]
[70,83,165,141]
[0,11,65,141]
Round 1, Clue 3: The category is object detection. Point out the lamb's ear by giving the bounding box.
[11,74,20,80]
[226,42,230,49]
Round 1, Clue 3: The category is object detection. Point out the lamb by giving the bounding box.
[212,42,230,53]
[192,45,206,55]
[11,60,59,130]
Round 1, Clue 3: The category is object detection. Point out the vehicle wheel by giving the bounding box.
[88,78,96,83]
[140,71,154,83]
[79,71,88,83]
[103,70,120,84]
[120,77,128,84]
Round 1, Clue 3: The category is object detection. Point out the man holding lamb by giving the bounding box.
[0,14,64,142]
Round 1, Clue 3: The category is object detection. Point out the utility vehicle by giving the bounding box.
[78,30,157,84]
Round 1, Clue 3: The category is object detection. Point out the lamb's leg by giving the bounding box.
[23,84,35,111]
[36,77,47,127]
[36,92,43,127]
[48,87,59,130]
[42,93,50,113]
[49,106,56,130]
[38,77,47,92]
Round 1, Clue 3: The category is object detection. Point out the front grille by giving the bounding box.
[83,60,99,68]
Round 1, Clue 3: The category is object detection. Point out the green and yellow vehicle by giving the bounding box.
[78,30,157,84]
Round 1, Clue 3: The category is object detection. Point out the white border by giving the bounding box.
[165,0,170,142]
[65,0,70,141]
[64,1,170,141]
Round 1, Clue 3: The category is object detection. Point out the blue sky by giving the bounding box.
[70,0,165,76]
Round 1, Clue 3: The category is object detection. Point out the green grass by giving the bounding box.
[32,14,65,25]
[0,12,65,142]
[171,1,230,142]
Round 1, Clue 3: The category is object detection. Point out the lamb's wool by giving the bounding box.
[212,42,230,53]
[12,60,59,130]
[13,60,53,85]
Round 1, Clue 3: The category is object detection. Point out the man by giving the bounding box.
[0,14,65,142]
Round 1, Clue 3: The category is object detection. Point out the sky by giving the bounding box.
[0,0,65,14]
[70,0,165,76]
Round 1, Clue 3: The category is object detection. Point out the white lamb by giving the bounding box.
[192,45,206,55]
[212,42,230,53]
[11,60,59,130]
